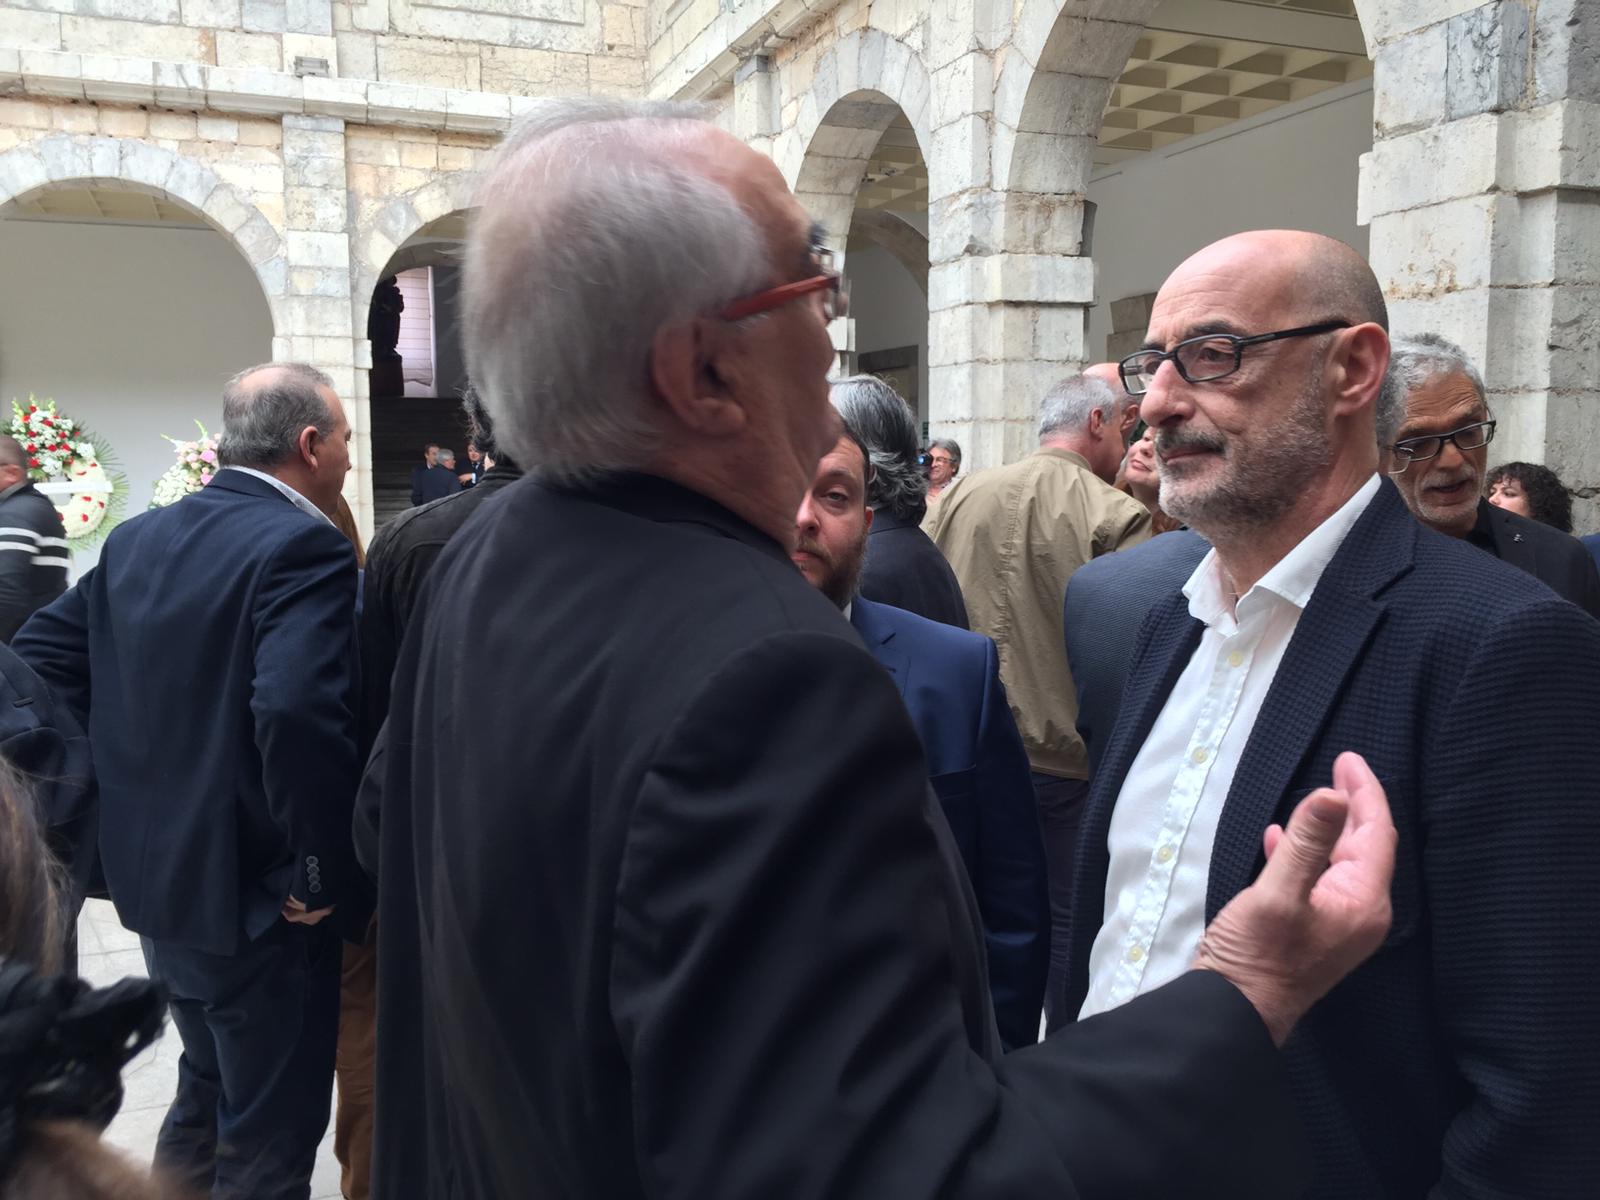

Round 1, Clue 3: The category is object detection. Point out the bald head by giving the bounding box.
[217,363,336,469]
[0,435,26,473]
[1164,230,1387,331]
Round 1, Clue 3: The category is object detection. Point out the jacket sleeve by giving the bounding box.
[9,579,93,728]
[1573,546,1600,622]
[0,522,43,643]
[1426,597,1600,1197]
[251,524,360,909]
[612,631,1307,1199]
[971,636,1050,1051]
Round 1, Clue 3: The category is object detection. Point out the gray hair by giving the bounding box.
[1038,373,1130,441]
[829,374,926,520]
[928,438,961,473]
[1377,332,1488,450]
[463,98,770,484]
[217,362,335,469]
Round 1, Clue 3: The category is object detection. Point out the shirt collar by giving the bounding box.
[222,466,334,527]
[1184,473,1381,628]
[0,480,28,503]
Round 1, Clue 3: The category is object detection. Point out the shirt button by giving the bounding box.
[1227,651,1244,668]
[1127,944,1145,964]
[1157,845,1174,864]
[1192,747,1210,765]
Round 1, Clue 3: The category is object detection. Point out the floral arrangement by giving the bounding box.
[5,397,126,546]
[150,423,221,509]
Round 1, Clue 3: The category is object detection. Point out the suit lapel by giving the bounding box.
[849,600,908,686]
[1203,483,1414,918]
[1487,502,1540,578]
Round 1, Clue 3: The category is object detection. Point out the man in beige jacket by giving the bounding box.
[927,366,1150,1028]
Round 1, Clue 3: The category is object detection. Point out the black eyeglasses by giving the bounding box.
[1387,420,1496,473]
[1118,321,1351,396]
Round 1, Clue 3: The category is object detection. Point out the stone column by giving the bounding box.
[1360,0,1600,529]
[271,113,365,534]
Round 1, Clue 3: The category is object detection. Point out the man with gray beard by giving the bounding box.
[1058,229,1600,1197]
[1380,332,1600,618]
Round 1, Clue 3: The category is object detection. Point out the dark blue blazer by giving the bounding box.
[12,469,362,955]
[1582,533,1600,575]
[1063,529,1209,777]
[850,596,1046,1050]
[1065,480,1600,1197]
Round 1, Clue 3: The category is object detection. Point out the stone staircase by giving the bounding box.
[369,395,474,533]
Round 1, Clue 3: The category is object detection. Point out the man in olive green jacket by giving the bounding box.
[927,366,1150,1027]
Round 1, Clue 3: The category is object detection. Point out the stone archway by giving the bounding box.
[0,135,287,335]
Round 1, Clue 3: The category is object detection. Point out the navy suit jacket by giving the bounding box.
[13,469,362,954]
[858,509,970,630]
[1063,529,1209,777]
[850,597,1046,1049]
[1472,499,1600,619]
[1065,480,1600,1197]
[1584,533,1600,574]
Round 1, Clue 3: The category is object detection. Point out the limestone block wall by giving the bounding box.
[333,0,646,98]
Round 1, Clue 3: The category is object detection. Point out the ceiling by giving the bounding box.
[855,0,1367,211]
[2,186,211,229]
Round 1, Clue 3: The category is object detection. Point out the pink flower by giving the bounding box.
[200,471,213,485]
[200,449,217,464]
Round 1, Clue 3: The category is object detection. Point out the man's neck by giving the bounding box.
[643,452,801,551]
[1207,462,1374,600]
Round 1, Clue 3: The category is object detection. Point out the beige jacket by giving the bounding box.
[926,448,1152,779]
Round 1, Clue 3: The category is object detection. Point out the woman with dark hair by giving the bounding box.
[1117,426,1182,535]
[0,763,170,1199]
[1486,461,1574,533]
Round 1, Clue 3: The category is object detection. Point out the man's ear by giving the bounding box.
[863,505,874,534]
[298,426,320,470]
[1330,323,1390,421]
[649,318,748,437]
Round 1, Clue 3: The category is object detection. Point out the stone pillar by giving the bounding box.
[732,53,778,159]
[1360,0,1600,530]
[272,113,365,535]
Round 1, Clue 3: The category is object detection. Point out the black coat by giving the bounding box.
[1066,480,1600,1197]
[13,470,363,953]
[858,507,969,629]
[360,471,1305,1199]
[1468,498,1600,619]
[0,482,69,642]
[409,463,460,508]
[358,465,521,757]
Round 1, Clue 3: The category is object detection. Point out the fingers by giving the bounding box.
[1255,789,1349,901]
[1333,751,1393,832]
[1263,824,1284,860]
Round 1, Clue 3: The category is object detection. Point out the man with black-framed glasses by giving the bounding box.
[1380,331,1600,617]
[1060,229,1600,1198]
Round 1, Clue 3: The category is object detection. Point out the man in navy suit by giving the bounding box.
[792,426,1048,1049]
[14,362,362,1200]
[1063,230,1600,1196]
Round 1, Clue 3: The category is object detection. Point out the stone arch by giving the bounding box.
[0,134,286,333]
[784,29,933,254]
[352,171,478,318]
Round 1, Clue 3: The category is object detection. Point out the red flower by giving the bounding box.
[25,444,34,452]
[41,417,52,426]
[97,501,105,509]
[79,514,87,522]
[28,457,38,468]
[28,404,37,413]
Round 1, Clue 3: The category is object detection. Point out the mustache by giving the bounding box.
[1154,427,1226,457]
[1423,464,1478,490]
[794,537,833,566]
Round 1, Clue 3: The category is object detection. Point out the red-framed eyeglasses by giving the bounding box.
[719,248,851,323]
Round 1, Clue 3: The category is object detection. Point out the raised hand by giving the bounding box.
[1194,751,1396,1045]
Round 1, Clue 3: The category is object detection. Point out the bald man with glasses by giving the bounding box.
[1060,231,1600,1197]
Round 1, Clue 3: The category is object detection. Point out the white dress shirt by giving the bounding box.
[1079,473,1380,1019]
[223,465,334,527]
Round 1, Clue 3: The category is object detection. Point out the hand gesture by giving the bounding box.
[1195,751,1396,1045]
